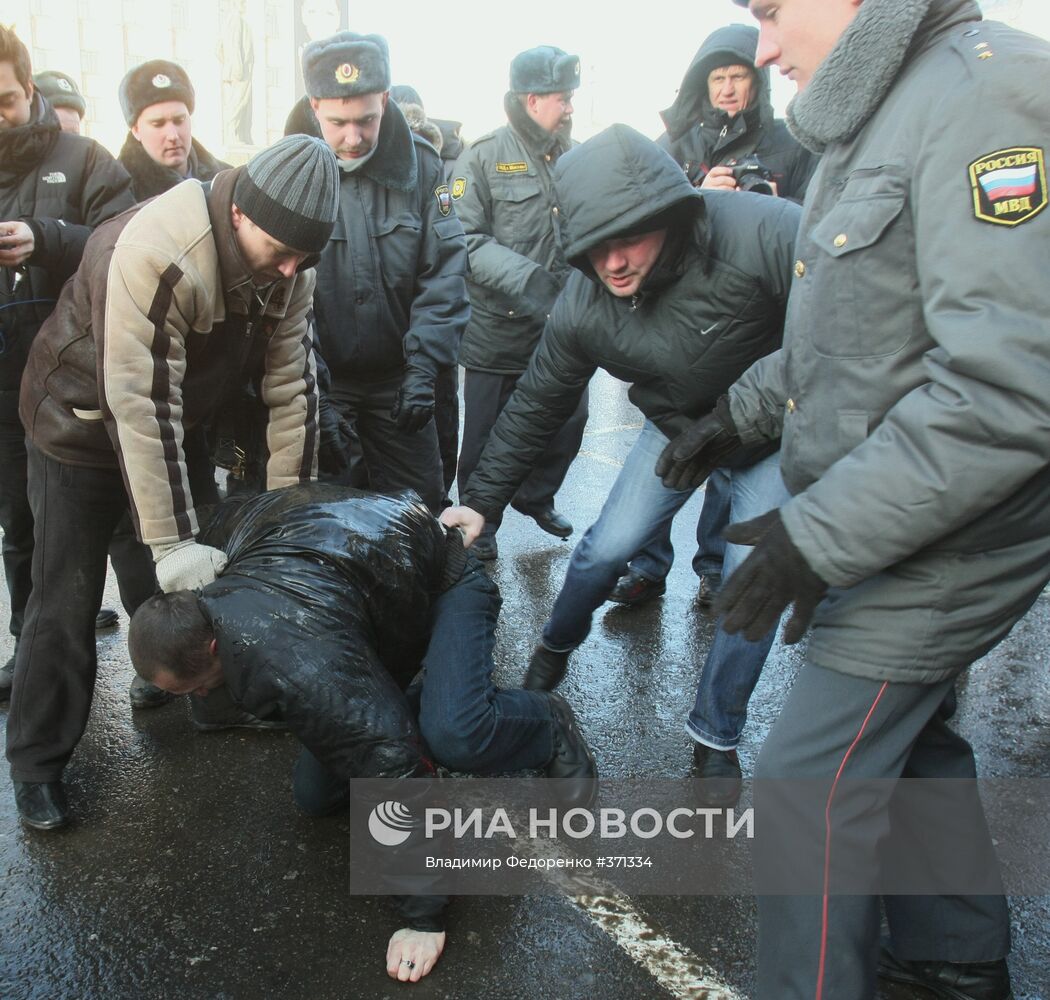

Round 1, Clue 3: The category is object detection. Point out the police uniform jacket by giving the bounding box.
[459,126,798,521]
[0,93,134,420]
[117,132,230,202]
[726,0,1050,682]
[20,168,319,547]
[452,93,573,374]
[658,23,818,202]
[305,101,469,381]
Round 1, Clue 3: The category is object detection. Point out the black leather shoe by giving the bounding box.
[14,780,69,831]
[129,674,176,709]
[512,503,573,539]
[695,574,721,609]
[524,645,570,691]
[0,653,14,700]
[692,743,742,808]
[608,570,667,606]
[95,607,119,629]
[471,533,498,561]
[545,692,598,810]
[878,944,1013,1000]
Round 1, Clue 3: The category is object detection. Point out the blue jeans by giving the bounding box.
[293,558,555,814]
[540,421,788,749]
[629,466,731,583]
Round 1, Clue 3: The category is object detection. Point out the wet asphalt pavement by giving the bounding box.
[0,371,1047,1000]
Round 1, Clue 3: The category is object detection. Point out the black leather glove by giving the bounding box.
[391,355,438,433]
[714,509,828,644]
[520,266,563,323]
[317,394,356,479]
[655,396,744,491]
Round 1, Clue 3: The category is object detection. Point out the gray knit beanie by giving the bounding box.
[233,135,339,253]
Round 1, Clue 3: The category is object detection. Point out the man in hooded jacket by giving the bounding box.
[442,126,799,805]
[611,23,818,611]
[0,25,137,700]
[655,0,1050,996]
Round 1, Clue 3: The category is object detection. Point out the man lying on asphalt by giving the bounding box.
[128,483,595,982]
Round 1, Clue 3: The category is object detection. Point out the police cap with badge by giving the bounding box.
[118,59,195,126]
[510,46,581,95]
[302,31,391,98]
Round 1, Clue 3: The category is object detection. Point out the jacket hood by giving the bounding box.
[554,124,702,269]
[433,118,464,161]
[660,24,772,142]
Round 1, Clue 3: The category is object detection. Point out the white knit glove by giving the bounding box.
[152,539,229,593]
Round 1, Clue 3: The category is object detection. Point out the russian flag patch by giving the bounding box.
[969,146,1047,226]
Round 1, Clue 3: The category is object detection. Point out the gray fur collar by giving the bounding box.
[787,0,933,152]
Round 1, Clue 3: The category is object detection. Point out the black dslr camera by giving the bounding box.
[726,155,777,195]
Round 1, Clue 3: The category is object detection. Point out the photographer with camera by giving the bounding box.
[609,25,817,614]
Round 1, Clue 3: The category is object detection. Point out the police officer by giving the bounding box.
[450,46,589,560]
[658,1,1050,996]
[300,33,469,514]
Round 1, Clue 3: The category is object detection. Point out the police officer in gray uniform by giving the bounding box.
[451,46,588,560]
[302,33,469,514]
[659,1,1050,996]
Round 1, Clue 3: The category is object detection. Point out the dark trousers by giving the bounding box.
[7,445,157,781]
[0,419,33,640]
[433,364,460,504]
[329,373,444,514]
[754,663,1010,998]
[457,368,588,534]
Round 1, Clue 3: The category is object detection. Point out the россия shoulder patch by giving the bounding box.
[968,147,1046,226]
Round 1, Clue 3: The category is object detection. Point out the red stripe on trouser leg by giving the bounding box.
[814,682,889,1000]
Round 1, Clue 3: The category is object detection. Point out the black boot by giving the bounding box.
[512,502,573,539]
[0,652,14,700]
[692,743,742,808]
[545,692,597,810]
[878,943,1013,1000]
[14,780,69,831]
[524,645,569,691]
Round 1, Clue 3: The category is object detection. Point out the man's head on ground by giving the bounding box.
[510,46,580,135]
[0,25,33,130]
[120,60,196,174]
[129,591,225,697]
[735,0,863,91]
[304,31,390,161]
[33,70,84,134]
[231,133,339,282]
[555,125,702,298]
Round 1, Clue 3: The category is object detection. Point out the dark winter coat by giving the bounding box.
[452,94,573,374]
[117,132,230,202]
[658,24,818,201]
[460,125,798,521]
[289,100,470,380]
[0,93,134,419]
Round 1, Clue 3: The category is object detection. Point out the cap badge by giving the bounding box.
[57,78,73,92]
[335,63,360,85]
[152,74,172,88]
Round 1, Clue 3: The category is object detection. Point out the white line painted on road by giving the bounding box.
[572,892,748,1000]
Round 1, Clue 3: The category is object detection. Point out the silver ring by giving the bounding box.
[401,959,416,969]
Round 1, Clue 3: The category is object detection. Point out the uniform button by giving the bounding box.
[508,309,515,316]
[786,398,796,413]
[544,154,551,161]
[833,234,847,248]
[552,206,559,215]
[794,260,806,278]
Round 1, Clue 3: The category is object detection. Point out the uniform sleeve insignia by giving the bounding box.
[968,147,1046,226]
[435,184,452,217]
[335,63,360,85]
[451,177,467,200]
[495,161,529,174]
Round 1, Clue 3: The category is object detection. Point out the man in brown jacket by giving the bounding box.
[8,134,339,831]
